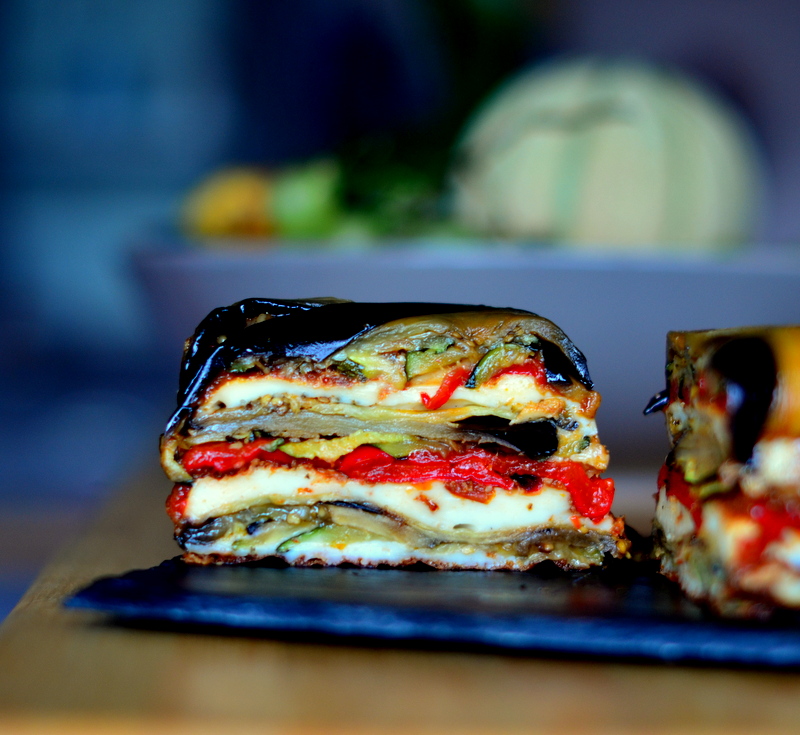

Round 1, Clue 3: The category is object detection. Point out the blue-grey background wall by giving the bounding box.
[3,1,800,362]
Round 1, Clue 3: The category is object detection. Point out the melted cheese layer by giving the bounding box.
[183,537,600,571]
[185,463,615,535]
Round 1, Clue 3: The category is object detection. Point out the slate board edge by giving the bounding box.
[65,567,800,668]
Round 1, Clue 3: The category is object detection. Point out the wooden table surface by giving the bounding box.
[1,466,800,734]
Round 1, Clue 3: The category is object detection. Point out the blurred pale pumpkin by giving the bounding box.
[451,58,764,250]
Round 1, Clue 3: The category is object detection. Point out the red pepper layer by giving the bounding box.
[182,438,297,475]
[177,440,614,522]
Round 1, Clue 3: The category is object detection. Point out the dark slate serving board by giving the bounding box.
[65,557,800,668]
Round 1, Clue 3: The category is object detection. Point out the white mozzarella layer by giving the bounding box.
[185,463,615,535]
[204,375,384,410]
[279,539,512,569]
[200,372,569,414]
[655,488,695,544]
[746,438,800,491]
[770,528,800,570]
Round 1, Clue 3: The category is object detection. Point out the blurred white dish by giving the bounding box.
[134,240,800,468]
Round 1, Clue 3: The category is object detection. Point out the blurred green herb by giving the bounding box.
[335,0,550,236]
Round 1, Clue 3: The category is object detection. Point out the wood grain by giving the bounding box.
[0,464,799,734]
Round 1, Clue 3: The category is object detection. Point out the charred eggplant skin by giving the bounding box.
[710,337,776,463]
[644,332,778,463]
[644,389,669,415]
[167,299,593,433]
[456,417,560,459]
[178,298,328,403]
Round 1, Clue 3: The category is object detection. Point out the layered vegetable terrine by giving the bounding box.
[646,326,800,616]
[161,298,628,569]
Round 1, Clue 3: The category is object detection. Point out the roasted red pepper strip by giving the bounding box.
[336,447,451,483]
[334,444,394,475]
[659,463,703,527]
[449,449,513,489]
[166,483,191,523]
[568,475,614,521]
[370,448,498,486]
[420,364,471,410]
[492,358,547,385]
[182,438,294,474]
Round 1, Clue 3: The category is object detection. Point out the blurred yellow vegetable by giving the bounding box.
[181,160,344,242]
[182,167,275,238]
